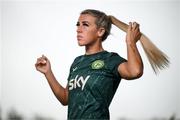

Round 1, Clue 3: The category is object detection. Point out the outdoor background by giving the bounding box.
[0,0,180,119]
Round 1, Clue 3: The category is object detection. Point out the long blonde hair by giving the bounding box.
[110,15,170,74]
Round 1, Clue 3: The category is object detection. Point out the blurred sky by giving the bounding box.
[1,0,180,120]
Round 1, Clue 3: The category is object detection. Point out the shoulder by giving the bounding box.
[73,55,83,63]
[103,51,127,70]
[103,51,126,79]
[106,51,127,63]
[71,55,84,66]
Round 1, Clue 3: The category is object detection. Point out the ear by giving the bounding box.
[97,27,105,38]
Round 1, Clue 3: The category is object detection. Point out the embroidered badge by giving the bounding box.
[91,60,104,69]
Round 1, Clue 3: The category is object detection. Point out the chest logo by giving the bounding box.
[69,75,90,91]
[91,60,104,69]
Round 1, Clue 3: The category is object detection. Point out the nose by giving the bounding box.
[76,26,82,33]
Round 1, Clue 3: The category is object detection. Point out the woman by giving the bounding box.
[35,9,143,119]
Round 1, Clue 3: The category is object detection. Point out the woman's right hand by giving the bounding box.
[35,55,51,75]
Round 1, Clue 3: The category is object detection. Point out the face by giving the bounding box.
[76,14,103,46]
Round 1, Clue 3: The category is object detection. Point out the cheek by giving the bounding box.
[86,30,98,40]
[78,33,96,46]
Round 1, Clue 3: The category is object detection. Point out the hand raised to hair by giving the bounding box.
[109,15,141,44]
[126,22,141,44]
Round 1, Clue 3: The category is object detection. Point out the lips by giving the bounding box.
[77,35,83,40]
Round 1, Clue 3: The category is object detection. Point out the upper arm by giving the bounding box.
[118,62,143,80]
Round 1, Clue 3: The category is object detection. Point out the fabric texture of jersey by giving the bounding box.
[67,51,126,120]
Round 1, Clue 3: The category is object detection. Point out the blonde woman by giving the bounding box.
[35,9,143,119]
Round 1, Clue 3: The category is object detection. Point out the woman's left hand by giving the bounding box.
[126,22,141,44]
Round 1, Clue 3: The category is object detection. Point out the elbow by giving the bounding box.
[132,67,143,79]
[126,67,143,80]
[60,98,68,106]
[59,98,68,106]
[58,89,68,106]
[61,102,68,106]
[135,68,143,78]
[121,62,144,80]
[132,62,144,79]
[57,95,68,106]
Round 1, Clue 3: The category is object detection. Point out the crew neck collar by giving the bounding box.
[84,50,107,57]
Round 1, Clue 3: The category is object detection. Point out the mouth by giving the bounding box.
[77,35,83,40]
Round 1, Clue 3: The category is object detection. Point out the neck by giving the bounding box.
[85,41,104,55]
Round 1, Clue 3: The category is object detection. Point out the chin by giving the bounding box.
[78,44,85,46]
[77,41,86,46]
[78,43,86,46]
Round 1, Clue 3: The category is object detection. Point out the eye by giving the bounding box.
[76,22,80,26]
[83,23,89,27]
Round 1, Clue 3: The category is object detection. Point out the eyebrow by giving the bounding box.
[82,21,90,24]
[77,21,91,25]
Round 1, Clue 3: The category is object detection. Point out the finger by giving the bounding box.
[40,58,47,64]
[128,22,132,31]
[35,61,42,68]
[36,60,45,67]
[36,57,47,65]
[132,22,139,30]
[36,58,41,64]
[42,55,48,61]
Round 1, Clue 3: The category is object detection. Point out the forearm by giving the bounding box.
[110,15,143,79]
[126,42,143,78]
[44,70,68,105]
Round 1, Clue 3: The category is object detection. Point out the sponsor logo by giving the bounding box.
[91,60,104,69]
[69,75,90,91]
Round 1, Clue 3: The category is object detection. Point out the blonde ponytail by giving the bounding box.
[109,15,169,74]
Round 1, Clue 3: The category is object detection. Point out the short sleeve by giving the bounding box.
[107,52,127,79]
